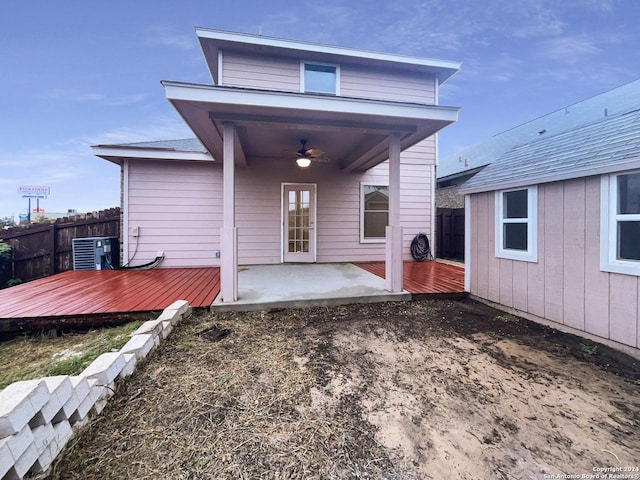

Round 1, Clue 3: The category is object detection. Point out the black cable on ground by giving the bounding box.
[411,232,432,262]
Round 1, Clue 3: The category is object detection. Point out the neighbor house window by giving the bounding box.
[361,183,388,242]
[301,62,339,95]
[601,171,640,275]
[495,186,538,262]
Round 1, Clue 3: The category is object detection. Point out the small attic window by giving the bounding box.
[302,62,339,95]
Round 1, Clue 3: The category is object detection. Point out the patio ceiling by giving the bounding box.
[162,81,460,172]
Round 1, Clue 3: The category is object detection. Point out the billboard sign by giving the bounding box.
[18,185,50,199]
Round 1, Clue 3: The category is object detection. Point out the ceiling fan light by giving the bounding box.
[296,157,311,168]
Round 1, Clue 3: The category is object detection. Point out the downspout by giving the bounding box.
[122,159,130,265]
[432,76,440,259]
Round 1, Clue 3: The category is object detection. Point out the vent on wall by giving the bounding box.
[72,237,120,271]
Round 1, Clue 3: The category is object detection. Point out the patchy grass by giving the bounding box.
[0,319,144,389]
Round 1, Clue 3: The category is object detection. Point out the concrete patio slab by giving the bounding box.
[210,263,410,311]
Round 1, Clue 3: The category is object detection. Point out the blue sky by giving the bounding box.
[1,0,639,220]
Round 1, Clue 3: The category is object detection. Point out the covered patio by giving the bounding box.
[0,262,464,331]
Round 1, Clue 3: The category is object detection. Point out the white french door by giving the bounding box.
[282,183,316,263]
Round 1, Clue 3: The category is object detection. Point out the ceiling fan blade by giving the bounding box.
[306,148,325,157]
[312,155,332,163]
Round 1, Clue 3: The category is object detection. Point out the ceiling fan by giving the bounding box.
[295,139,330,167]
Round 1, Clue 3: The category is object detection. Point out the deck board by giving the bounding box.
[0,262,463,332]
[0,268,221,320]
[354,261,465,295]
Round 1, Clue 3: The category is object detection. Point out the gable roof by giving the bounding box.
[439,79,640,181]
[459,107,640,194]
[105,138,207,152]
[91,138,213,165]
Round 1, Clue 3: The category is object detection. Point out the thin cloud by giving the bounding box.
[37,89,148,107]
[538,35,601,63]
[106,94,149,107]
[40,89,106,102]
[85,116,194,146]
[146,26,197,51]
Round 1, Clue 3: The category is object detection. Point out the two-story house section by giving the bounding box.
[92,28,461,302]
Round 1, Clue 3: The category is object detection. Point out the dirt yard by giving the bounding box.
[49,299,639,479]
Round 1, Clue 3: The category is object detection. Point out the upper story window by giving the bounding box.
[601,170,640,276]
[301,62,339,95]
[495,186,538,262]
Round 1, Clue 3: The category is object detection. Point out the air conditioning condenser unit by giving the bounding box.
[72,236,120,271]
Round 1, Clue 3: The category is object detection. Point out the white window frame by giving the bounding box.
[495,186,538,262]
[600,171,640,276]
[360,181,388,243]
[300,61,340,95]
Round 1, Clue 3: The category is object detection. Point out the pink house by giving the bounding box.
[92,28,461,303]
[457,80,640,355]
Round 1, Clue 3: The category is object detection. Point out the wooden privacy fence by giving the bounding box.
[436,208,465,261]
[0,208,120,285]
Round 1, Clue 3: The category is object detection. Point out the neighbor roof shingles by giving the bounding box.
[459,108,640,194]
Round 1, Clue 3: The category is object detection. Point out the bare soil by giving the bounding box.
[49,299,640,479]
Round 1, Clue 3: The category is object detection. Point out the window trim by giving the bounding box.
[300,61,340,95]
[360,181,388,244]
[600,171,640,276]
[495,186,538,262]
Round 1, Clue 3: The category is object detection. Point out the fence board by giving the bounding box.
[436,208,465,261]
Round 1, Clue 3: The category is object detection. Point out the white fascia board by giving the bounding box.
[91,145,214,162]
[458,158,640,195]
[195,27,461,83]
[162,81,460,123]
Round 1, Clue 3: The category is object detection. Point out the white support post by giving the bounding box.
[385,132,403,293]
[220,122,238,302]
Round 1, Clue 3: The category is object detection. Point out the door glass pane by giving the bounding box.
[504,190,528,218]
[618,173,640,214]
[504,223,527,250]
[618,221,640,260]
[288,189,310,253]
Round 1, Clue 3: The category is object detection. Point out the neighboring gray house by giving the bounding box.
[436,80,640,262]
[454,79,640,355]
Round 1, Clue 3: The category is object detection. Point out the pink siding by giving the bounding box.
[469,176,640,350]
[127,160,221,268]
[221,51,437,104]
[499,259,514,307]
[526,189,545,317]
[341,65,436,104]
[125,139,435,267]
[562,181,586,330]
[584,178,609,338]
[221,52,299,92]
[543,183,564,323]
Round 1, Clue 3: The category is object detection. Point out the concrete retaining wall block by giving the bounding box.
[0,300,191,479]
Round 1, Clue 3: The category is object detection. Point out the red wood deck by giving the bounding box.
[0,268,220,320]
[354,261,465,295]
[0,262,463,332]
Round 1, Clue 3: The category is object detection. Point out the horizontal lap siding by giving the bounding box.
[235,140,433,264]
[470,176,639,349]
[341,66,436,103]
[126,140,434,266]
[222,52,300,91]
[128,161,221,268]
[221,52,436,104]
